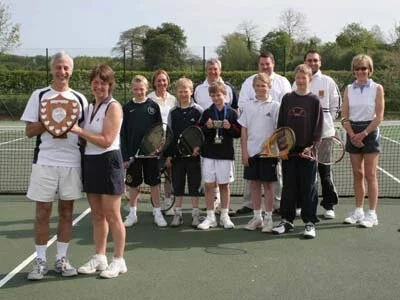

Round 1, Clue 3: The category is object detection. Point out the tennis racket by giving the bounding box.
[177,125,205,157]
[259,127,296,159]
[302,136,345,165]
[128,123,173,164]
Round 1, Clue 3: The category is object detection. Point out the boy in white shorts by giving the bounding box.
[197,82,241,230]
[238,73,280,232]
[21,51,88,280]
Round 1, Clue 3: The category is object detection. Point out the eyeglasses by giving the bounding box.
[306,59,319,63]
[355,66,368,71]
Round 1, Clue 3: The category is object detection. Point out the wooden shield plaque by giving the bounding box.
[39,94,80,138]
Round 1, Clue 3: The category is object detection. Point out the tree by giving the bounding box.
[336,23,376,51]
[217,32,258,70]
[237,20,259,53]
[260,30,292,72]
[0,2,20,53]
[278,8,308,41]
[112,25,151,69]
[142,23,187,70]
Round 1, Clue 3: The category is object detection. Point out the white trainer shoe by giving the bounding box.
[324,209,335,219]
[99,258,127,279]
[124,214,138,227]
[343,210,365,224]
[261,216,273,233]
[78,254,108,274]
[154,213,167,227]
[245,217,263,231]
[303,223,316,239]
[27,258,48,280]
[170,215,183,227]
[197,216,217,230]
[359,212,378,228]
[220,215,235,229]
[191,215,200,227]
[296,208,302,217]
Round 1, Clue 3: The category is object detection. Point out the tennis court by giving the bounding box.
[1,122,400,299]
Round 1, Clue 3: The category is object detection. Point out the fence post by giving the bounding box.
[123,47,127,104]
[46,48,49,86]
[202,46,206,78]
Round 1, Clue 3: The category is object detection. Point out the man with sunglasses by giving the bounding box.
[293,50,341,219]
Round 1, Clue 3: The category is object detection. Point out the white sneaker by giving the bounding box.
[197,216,217,230]
[359,212,378,228]
[261,216,273,233]
[170,214,183,227]
[164,198,175,216]
[99,258,127,279]
[343,210,365,224]
[27,258,48,280]
[304,223,316,239]
[54,256,77,277]
[124,214,138,227]
[296,208,302,217]
[220,215,235,229]
[245,217,263,231]
[154,213,167,227]
[191,215,200,227]
[78,254,108,274]
[324,209,335,219]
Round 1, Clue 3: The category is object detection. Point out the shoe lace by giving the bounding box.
[305,224,314,231]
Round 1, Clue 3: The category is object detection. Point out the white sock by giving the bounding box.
[129,206,137,216]
[254,210,262,218]
[355,207,364,214]
[220,208,229,217]
[35,245,47,261]
[153,207,162,215]
[192,208,199,216]
[56,241,69,260]
[206,210,215,219]
[175,207,182,216]
[264,211,272,219]
[113,257,124,263]
[368,209,376,215]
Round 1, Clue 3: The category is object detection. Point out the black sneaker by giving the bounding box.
[235,206,253,214]
[272,220,294,235]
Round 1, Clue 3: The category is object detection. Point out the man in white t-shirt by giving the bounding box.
[193,58,238,212]
[293,50,340,219]
[21,51,88,281]
[236,52,291,215]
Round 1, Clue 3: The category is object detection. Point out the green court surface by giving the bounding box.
[1,195,399,300]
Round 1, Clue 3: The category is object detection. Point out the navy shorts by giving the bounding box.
[125,157,161,187]
[83,150,124,195]
[244,156,278,182]
[346,121,380,154]
[171,157,201,196]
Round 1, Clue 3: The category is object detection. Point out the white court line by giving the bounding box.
[378,166,400,184]
[0,207,91,288]
[0,137,27,146]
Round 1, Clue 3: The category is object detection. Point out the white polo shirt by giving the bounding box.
[21,87,88,167]
[293,70,340,137]
[194,79,235,110]
[238,97,280,157]
[238,72,291,109]
[147,91,177,124]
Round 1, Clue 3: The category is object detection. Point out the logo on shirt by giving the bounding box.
[147,106,155,115]
[318,90,325,97]
[266,112,271,117]
[288,107,306,118]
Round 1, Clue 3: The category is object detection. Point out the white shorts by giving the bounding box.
[27,164,83,202]
[202,158,235,184]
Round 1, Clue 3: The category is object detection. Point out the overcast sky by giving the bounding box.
[5,0,400,57]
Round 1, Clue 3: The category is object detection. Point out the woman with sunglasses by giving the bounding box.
[341,54,385,228]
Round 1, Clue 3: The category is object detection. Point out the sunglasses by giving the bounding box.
[355,66,368,71]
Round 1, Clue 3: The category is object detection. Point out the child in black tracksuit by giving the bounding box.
[164,78,204,227]
[272,64,323,239]
[197,81,241,230]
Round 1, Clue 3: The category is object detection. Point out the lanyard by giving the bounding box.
[213,104,227,135]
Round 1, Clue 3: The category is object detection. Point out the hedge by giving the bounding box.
[1,70,399,118]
